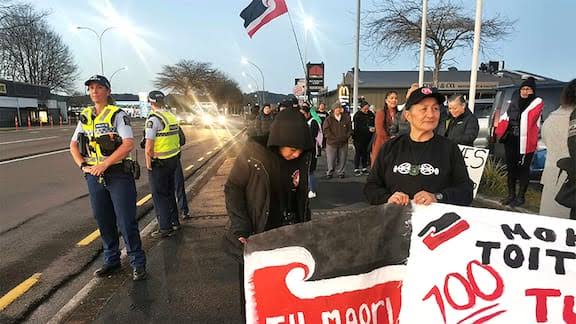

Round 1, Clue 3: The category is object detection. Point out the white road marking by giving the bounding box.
[28,131,39,134]
[0,149,70,165]
[197,157,204,162]
[0,136,58,145]
[206,151,213,155]
[185,164,194,171]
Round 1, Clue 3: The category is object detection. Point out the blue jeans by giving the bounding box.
[148,156,179,230]
[309,173,317,193]
[85,172,146,269]
[174,158,189,215]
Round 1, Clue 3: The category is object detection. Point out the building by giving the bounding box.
[319,69,561,110]
[0,79,68,127]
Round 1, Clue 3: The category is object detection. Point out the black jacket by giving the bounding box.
[223,109,313,263]
[353,110,375,143]
[444,109,479,146]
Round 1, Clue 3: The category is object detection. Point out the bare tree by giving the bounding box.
[155,59,243,109]
[364,0,515,85]
[0,1,47,31]
[0,4,78,93]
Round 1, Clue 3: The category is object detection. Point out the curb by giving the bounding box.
[474,194,536,214]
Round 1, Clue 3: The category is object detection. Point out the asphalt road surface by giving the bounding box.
[0,118,243,312]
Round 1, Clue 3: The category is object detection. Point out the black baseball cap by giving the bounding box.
[405,87,444,110]
[148,90,165,103]
[84,75,110,89]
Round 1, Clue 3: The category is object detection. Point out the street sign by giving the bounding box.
[294,78,307,100]
[306,63,324,94]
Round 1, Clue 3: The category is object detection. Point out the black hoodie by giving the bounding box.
[223,109,313,262]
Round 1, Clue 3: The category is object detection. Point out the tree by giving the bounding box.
[0,4,78,93]
[363,0,515,85]
[0,1,47,31]
[155,59,243,110]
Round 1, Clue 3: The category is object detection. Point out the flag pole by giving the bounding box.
[418,0,428,87]
[467,0,483,113]
[286,7,307,77]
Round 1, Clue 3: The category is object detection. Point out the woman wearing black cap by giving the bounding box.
[365,87,474,206]
[69,75,147,281]
[222,108,314,319]
[495,77,544,207]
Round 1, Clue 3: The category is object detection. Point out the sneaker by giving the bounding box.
[338,174,345,179]
[172,224,182,231]
[94,263,121,277]
[132,267,147,281]
[362,168,370,175]
[182,212,192,220]
[151,229,175,238]
[353,169,362,177]
[308,191,317,199]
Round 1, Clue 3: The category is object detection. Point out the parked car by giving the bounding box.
[488,81,567,180]
[471,98,495,148]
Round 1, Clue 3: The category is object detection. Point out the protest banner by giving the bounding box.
[244,204,576,324]
[458,144,489,197]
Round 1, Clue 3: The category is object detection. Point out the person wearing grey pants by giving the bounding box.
[326,143,348,177]
[323,103,353,178]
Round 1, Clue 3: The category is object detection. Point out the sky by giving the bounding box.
[28,0,576,96]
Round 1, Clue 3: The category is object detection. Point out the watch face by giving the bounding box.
[435,193,443,201]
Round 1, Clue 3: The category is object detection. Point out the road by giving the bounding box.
[0,119,243,311]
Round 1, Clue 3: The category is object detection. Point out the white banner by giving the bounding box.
[459,144,489,197]
[401,203,576,324]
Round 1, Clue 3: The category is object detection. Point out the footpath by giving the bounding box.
[46,142,517,323]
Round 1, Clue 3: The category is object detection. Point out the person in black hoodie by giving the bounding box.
[223,108,314,319]
[365,87,473,206]
[353,101,375,176]
[444,94,479,146]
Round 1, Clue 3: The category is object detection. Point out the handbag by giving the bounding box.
[554,157,576,208]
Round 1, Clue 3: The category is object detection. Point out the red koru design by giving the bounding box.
[250,262,402,323]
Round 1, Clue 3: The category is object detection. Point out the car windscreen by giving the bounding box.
[473,103,493,118]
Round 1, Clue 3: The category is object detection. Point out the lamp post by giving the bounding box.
[242,71,262,105]
[109,66,128,84]
[76,26,116,75]
[241,57,265,104]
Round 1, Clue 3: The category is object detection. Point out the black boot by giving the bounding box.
[500,178,516,205]
[511,183,528,207]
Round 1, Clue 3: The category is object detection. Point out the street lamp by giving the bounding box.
[303,17,315,66]
[76,26,116,75]
[109,66,128,84]
[242,71,262,105]
[241,57,265,104]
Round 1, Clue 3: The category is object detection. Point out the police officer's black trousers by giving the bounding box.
[149,156,179,230]
[85,172,146,269]
[174,158,189,215]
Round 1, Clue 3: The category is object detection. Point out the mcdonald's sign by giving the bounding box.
[338,84,350,104]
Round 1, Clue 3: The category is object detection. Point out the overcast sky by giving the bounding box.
[29,0,576,95]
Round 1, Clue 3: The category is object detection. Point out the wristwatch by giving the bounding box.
[79,162,88,170]
[434,193,444,202]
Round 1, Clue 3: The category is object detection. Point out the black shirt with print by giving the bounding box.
[364,134,473,206]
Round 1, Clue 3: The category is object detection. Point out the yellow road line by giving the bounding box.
[136,193,152,206]
[0,273,41,311]
[197,157,204,162]
[206,151,213,155]
[76,230,101,247]
[185,164,194,171]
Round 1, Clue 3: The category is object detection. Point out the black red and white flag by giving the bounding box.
[240,0,288,38]
[244,203,575,323]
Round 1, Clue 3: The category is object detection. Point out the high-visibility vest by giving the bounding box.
[80,105,125,166]
[149,110,180,159]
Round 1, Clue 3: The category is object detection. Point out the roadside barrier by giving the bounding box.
[14,116,19,129]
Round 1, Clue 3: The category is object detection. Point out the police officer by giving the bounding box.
[69,75,146,281]
[145,90,181,238]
